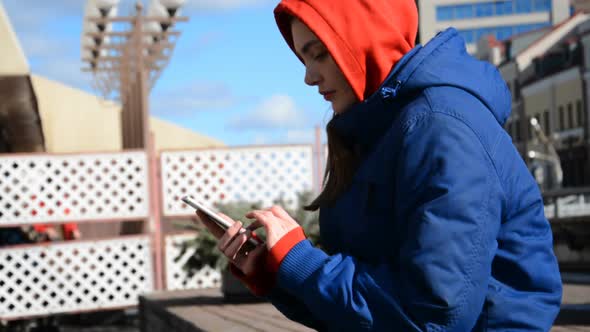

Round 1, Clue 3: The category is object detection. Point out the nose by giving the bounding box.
[304,65,321,86]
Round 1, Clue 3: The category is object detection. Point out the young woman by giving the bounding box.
[198,0,562,330]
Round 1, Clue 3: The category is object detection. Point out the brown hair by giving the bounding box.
[280,15,361,211]
[305,115,361,211]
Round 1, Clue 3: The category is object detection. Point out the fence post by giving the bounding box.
[148,132,164,290]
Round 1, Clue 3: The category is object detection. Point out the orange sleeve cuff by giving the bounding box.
[267,227,306,274]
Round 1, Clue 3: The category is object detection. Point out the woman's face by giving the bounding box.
[291,18,358,114]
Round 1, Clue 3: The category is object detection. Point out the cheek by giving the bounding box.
[331,68,354,97]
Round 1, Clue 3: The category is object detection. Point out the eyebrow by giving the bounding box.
[299,39,322,56]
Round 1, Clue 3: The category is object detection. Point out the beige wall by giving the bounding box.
[555,79,583,130]
[523,68,583,131]
[150,117,224,151]
[0,2,28,75]
[31,74,224,153]
[32,75,122,153]
[523,87,551,118]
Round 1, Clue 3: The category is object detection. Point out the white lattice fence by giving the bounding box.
[0,151,149,225]
[164,233,221,291]
[161,145,314,217]
[0,236,153,320]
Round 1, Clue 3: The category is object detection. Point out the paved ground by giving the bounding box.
[60,327,137,332]
[550,273,590,331]
[552,326,590,331]
[10,274,590,331]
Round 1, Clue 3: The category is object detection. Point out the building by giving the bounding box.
[572,0,590,12]
[418,0,570,54]
[0,2,224,154]
[487,12,590,188]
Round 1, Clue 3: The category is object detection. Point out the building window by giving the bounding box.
[496,26,514,40]
[459,29,475,44]
[516,0,533,14]
[533,0,551,11]
[476,3,494,16]
[436,6,454,21]
[577,100,584,128]
[543,110,550,136]
[437,1,551,22]
[495,1,514,15]
[455,4,475,19]
[475,27,494,41]
[559,106,564,130]
[568,103,574,129]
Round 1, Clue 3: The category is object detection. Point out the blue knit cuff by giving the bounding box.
[277,240,328,292]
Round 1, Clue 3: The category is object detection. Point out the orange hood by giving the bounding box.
[274,0,418,101]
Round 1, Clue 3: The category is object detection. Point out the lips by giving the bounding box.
[320,90,336,101]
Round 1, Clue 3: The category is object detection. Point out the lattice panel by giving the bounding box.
[0,236,153,320]
[165,233,221,291]
[161,146,314,216]
[0,152,149,225]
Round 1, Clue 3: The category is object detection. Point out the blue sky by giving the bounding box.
[3,0,332,146]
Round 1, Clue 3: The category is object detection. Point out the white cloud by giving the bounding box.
[252,133,270,145]
[151,81,235,116]
[285,129,316,144]
[228,94,307,130]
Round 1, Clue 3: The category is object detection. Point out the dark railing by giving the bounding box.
[543,186,590,224]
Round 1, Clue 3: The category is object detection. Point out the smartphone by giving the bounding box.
[181,196,261,246]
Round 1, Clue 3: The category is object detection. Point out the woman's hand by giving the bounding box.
[195,210,225,239]
[218,220,266,276]
[196,210,265,276]
[245,205,300,249]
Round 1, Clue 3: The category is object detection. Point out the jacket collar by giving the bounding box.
[328,45,422,155]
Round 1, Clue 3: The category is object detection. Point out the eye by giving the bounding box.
[313,51,328,61]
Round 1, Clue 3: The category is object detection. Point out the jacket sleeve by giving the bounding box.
[273,113,503,331]
[267,288,325,330]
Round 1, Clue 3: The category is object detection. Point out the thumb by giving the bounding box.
[245,218,267,232]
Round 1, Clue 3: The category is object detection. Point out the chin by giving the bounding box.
[332,101,352,114]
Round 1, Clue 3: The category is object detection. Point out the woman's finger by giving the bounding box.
[244,218,265,232]
[268,205,297,223]
[223,230,252,261]
[245,210,275,226]
[196,211,225,238]
[217,221,243,252]
[235,245,266,276]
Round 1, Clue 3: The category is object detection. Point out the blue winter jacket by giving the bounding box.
[270,28,562,331]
